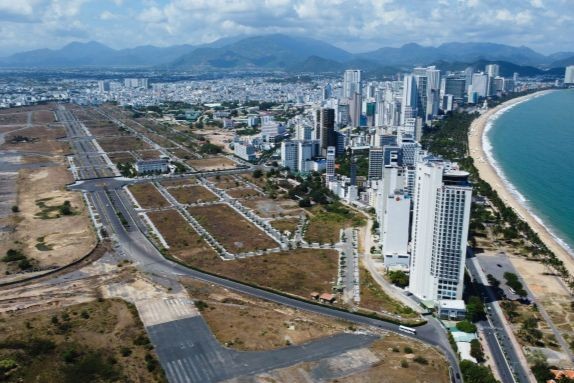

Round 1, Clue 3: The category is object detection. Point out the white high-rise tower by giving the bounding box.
[343,70,362,99]
[409,160,472,303]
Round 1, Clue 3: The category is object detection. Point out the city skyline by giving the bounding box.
[0,0,573,55]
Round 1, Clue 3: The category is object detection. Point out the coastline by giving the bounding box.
[468,89,574,275]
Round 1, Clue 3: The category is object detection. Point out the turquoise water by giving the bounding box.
[486,89,574,253]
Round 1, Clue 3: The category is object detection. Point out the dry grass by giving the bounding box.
[358,265,419,320]
[128,183,170,209]
[0,299,166,383]
[135,150,164,160]
[0,126,67,154]
[242,197,303,218]
[227,188,262,199]
[188,204,277,252]
[184,279,350,351]
[158,178,197,188]
[338,334,450,383]
[166,185,218,205]
[107,152,135,165]
[147,209,216,261]
[97,136,151,152]
[208,175,240,189]
[271,218,300,234]
[187,156,237,171]
[305,204,365,244]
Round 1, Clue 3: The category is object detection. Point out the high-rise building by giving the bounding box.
[414,74,428,121]
[471,73,489,98]
[295,124,313,140]
[343,70,362,99]
[565,66,574,85]
[280,141,298,171]
[98,80,110,92]
[485,64,500,78]
[326,146,336,182]
[401,75,418,125]
[368,147,384,181]
[316,108,335,154]
[349,93,362,127]
[280,140,320,173]
[382,192,411,269]
[443,77,466,100]
[409,161,472,302]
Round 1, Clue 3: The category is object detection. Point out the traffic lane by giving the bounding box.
[467,259,528,383]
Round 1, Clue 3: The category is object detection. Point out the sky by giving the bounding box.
[0,0,573,55]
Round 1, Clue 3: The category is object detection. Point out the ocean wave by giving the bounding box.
[481,91,574,257]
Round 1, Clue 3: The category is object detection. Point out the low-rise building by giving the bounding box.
[135,158,169,175]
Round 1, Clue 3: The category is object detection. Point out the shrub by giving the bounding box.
[413,356,428,365]
[11,205,19,213]
[403,346,413,354]
[456,320,477,333]
[120,347,132,357]
[2,249,25,262]
[400,360,409,368]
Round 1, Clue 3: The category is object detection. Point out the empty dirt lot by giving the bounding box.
[97,136,151,152]
[147,209,216,261]
[188,203,277,252]
[166,185,218,205]
[184,279,351,351]
[187,156,238,171]
[128,183,170,209]
[1,166,96,278]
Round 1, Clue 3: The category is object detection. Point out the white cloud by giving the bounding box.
[100,10,117,20]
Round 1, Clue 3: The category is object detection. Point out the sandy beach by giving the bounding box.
[468,90,574,276]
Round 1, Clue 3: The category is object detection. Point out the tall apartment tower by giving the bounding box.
[401,75,418,125]
[565,66,574,85]
[343,69,362,99]
[349,92,362,127]
[316,108,335,155]
[409,161,472,303]
[326,146,336,183]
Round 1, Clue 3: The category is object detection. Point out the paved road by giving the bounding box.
[150,316,376,383]
[466,253,532,383]
[79,181,462,382]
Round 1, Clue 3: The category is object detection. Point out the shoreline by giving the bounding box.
[468,89,574,275]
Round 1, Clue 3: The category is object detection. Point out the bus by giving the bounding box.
[399,325,417,335]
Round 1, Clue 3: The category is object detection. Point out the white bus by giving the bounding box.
[399,325,417,335]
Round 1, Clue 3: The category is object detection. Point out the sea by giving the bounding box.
[484,88,574,255]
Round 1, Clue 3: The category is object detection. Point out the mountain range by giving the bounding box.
[1,34,572,75]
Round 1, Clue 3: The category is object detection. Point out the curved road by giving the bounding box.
[77,180,462,382]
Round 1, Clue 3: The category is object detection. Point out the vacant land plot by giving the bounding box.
[188,204,277,252]
[254,332,449,383]
[208,175,241,189]
[243,197,303,218]
[240,173,268,189]
[184,247,338,298]
[0,299,165,383]
[32,110,55,124]
[158,177,196,188]
[271,218,300,234]
[168,148,194,160]
[184,279,350,351]
[227,187,262,199]
[358,265,419,320]
[107,151,135,165]
[0,112,28,125]
[135,150,163,160]
[167,185,218,205]
[97,136,151,152]
[187,156,237,171]
[145,132,175,148]
[147,209,215,261]
[128,183,170,209]
[1,126,68,154]
[1,167,96,277]
[305,204,365,244]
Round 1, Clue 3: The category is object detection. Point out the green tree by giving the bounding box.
[388,270,409,288]
[470,339,485,362]
[456,320,477,333]
[460,360,499,383]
